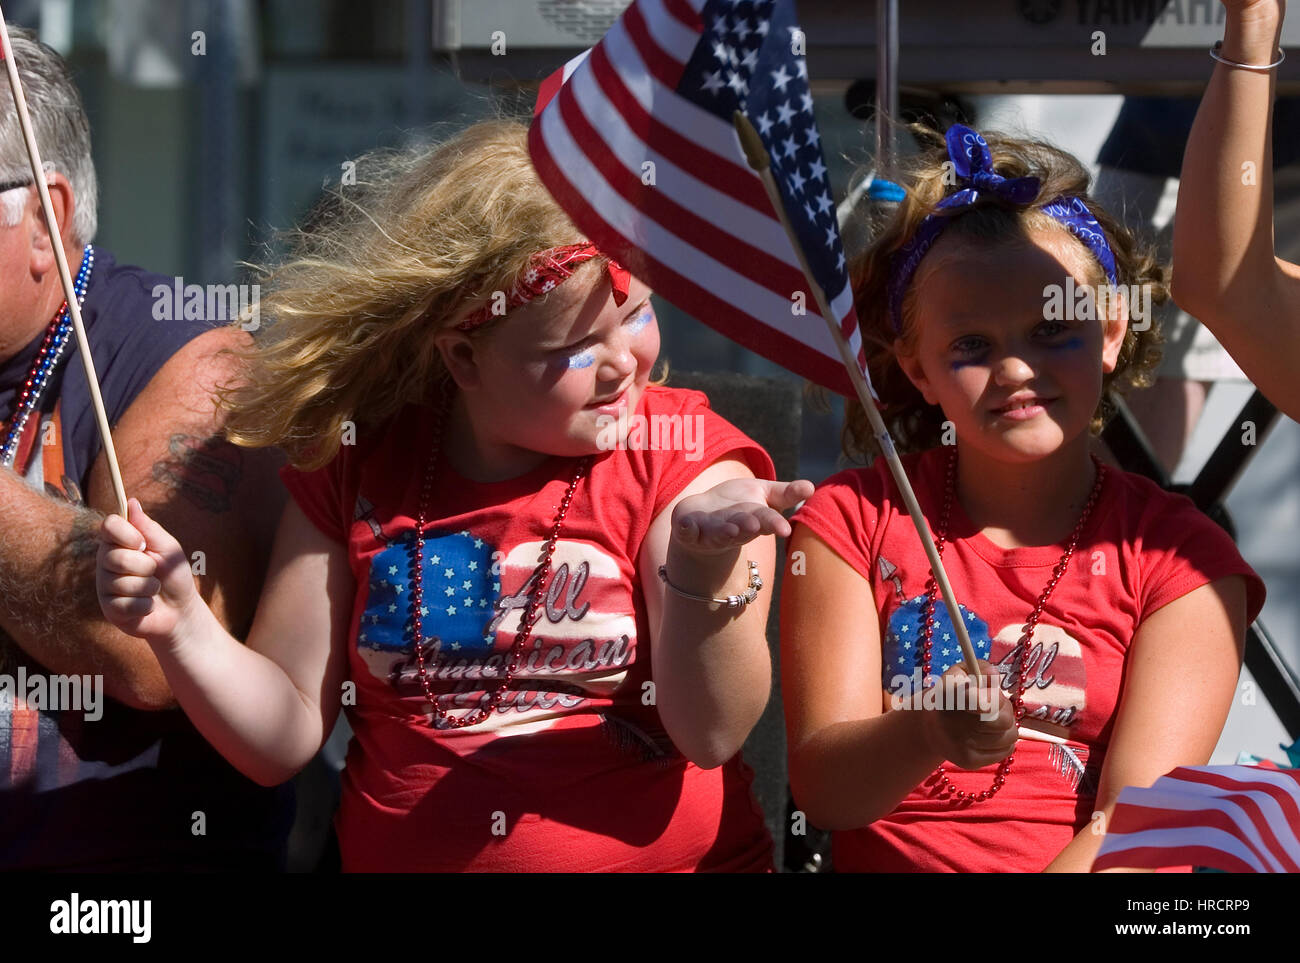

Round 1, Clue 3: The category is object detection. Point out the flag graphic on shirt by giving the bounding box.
[355,530,638,725]
[529,0,872,399]
[882,593,1089,749]
[883,597,992,695]
[1093,765,1300,873]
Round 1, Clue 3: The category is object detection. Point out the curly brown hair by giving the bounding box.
[840,125,1166,462]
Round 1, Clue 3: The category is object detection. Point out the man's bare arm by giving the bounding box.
[0,326,286,709]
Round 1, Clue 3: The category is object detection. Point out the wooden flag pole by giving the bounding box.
[733,112,1065,746]
[1,8,128,518]
[733,110,979,680]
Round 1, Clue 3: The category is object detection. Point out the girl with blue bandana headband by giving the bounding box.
[781,125,1266,872]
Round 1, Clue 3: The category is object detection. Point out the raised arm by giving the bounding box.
[1172,0,1300,419]
[780,524,1015,830]
[97,496,352,786]
[637,456,812,770]
[1044,576,1247,872]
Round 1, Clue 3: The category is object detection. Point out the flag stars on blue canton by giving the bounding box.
[360,529,502,656]
[680,0,850,315]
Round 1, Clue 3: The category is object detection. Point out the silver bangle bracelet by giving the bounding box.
[1210,40,1286,72]
[658,559,763,609]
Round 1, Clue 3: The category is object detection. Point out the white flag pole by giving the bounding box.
[1,7,128,518]
[733,113,1064,747]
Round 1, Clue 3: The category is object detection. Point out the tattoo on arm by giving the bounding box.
[0,501,106,667]
[67,507,103,559]
[151,433,243,513]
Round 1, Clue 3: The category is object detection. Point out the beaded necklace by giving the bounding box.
[920,445,1105,804]
[407,386,591,729]
[1,244,95,470]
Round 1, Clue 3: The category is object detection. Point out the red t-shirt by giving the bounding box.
[280,385,776,872]
[791,446,1267,872]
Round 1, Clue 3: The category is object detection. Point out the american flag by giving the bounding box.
[1092,765,1300,873]
[529,0,872,400]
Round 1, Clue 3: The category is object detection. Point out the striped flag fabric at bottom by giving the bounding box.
[529,0,874,401]
[1092,765,1300,873]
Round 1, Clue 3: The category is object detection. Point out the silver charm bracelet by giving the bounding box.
[658,559,763,610]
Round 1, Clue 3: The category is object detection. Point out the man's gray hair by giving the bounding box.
[0,26,97,243]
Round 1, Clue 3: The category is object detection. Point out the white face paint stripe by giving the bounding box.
[566,347,596,370]
[557,304,654,371]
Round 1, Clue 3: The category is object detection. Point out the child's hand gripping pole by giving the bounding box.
[97,498,203,650]
[731,112,1065,748]
[0,5,128,517]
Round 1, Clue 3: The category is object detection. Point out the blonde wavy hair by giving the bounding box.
[216,119,638,471]
[840,125,1166,462]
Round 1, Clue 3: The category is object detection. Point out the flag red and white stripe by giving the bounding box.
[528,0,869,399]
[1092,765,1300,873]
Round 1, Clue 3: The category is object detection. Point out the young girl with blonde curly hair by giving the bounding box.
[781,124,1266,872]
[94,119,811,872]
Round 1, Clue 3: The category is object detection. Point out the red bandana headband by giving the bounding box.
[456,242,631,332]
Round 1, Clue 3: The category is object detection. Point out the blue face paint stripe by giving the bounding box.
[566,348,595,369]
[1050,336,1084,351]
[626,307,652,335]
